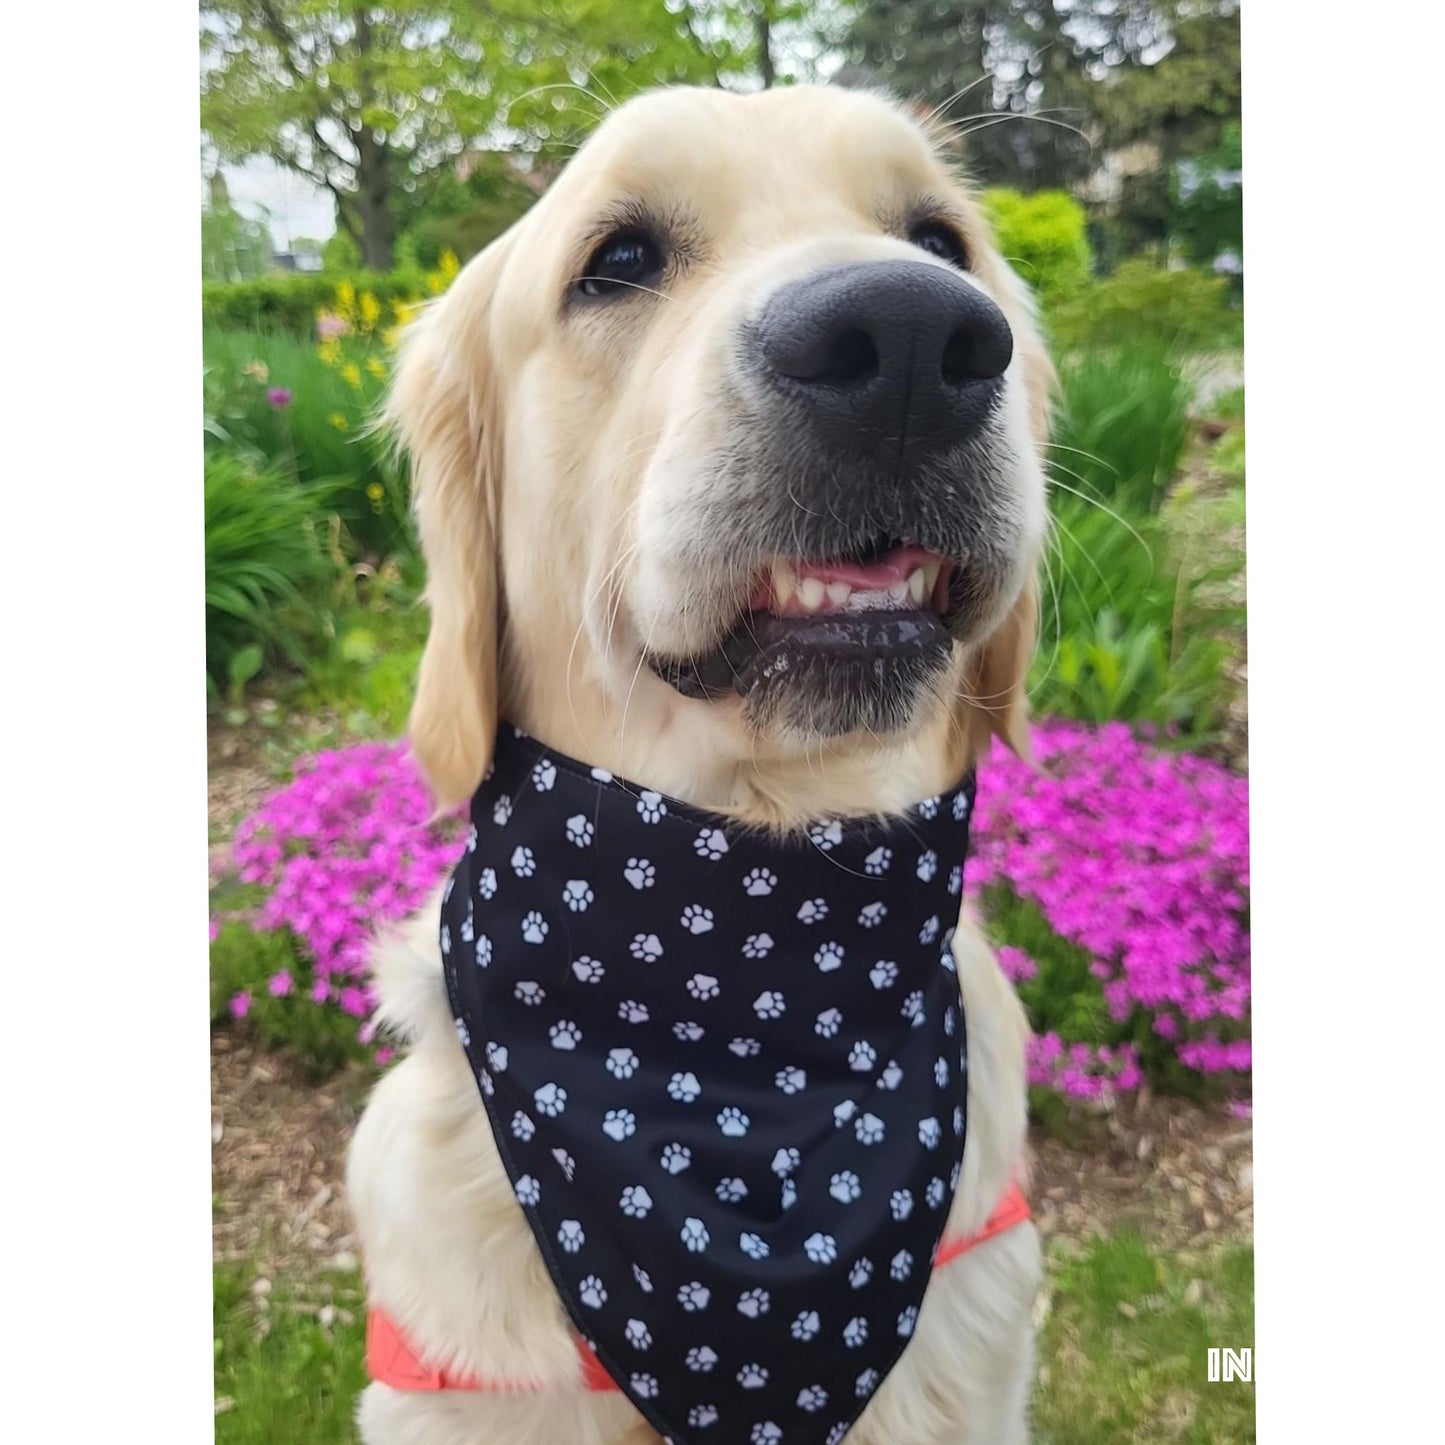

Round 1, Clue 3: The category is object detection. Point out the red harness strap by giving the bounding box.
[366,1182,1030,1395]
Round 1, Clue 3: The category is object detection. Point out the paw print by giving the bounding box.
[855,1112,886,1145]
[934,1057,950,1088]
[843,1316,869,1348]
[890,1188,914,1221]
[901,990,925,1025]
[533,1083,566,1117]
[848,1040,878,1072]
[510,845,536,877]
[737,1287,771,1318]
[804,1232,838,1264]
[869,959,898,989]
[827,1426,849,1445]
[605,1046,639,1079]
[880,1060,904,1091]
[458,911,474,944]
[771,1146,801,1178]
[660,1142,692,1175]
[916,794,940,820]
[694,828,729,860]
[890,1248,914,1282]
[632,1264,653,1293]
[601,1108,636,1141]
[829,1170,862,1204]
[775,1066,807,1095]
[952,788,971,821]
[464,824,478,855]
[441,924,452,957]
[630,1373,658,1399]
[565,814,594,847]
[578,1275,607,1308]
[947,864,964,896]
[454,1017,470,1049]
[571,956,604,984]
[667,1071,702,1103]
[624,1318,651,1351]
[677,1281,711,1313]
[474,934,493,969]
[953,1105,965,1136]
[742,867,777,896]
[680,903,715,935]
[478,866,498,899]
[618,999,649,1024]
[629,933,663,961]
[781,1177,798,1210]
[808,819,844,850]
[673,1020,705,1042]
[484,1040,509,1073]
[796,897,829,924]
[491,794,513,826]
[944,1005,958,1037]
[549,1019,582,1051]
[797,1385,829,1414]
[636,790,667,824]
[562,879,594,912]
[532,760,557,791]
[624,858,655,890]
[898,1305,919,1337]
[619,1184,653,1218]
[739,1231,771,1261]
[716,1106,750,1138]
[833,1099,858,1129]
[815,1007,843,1039]
[864,845,892,875]
[520,911,547,944]
[511,1110,534,1142]
[916,848,938,881]
[814,941,845,972]
[919,914,941,945]
[927,1176,947,1210]
[685,1345,719,1373]
[688,1405,719,1428]
[680,1217,710,1253]
[855,1367,881,1399]
[715,1175,747,1203]
[858,901,887,928]
[687,973,721,1001]
[741,933,774,959]
[556,1219,585,1254]
[792,1309,821,1341]
[728,1036,762,1058]
[737,1363,769,1389]
[514,1174,540,1207]
[478,1070,495,1098]
[751,1423,782,1444]
[514,980,546,1006]
[753,989,786,1020]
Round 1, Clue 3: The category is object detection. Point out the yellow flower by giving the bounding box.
[439,248,460,280]
[425,270,446,296]
[380,326,399,351]
[365,356,387,379]
[329,412,349,431]
[317,338,343,368]
[365,481,386,514]
[241,360,268,383]
[359,291,382,329]
[341,362,363,389]
[335,279,356,318]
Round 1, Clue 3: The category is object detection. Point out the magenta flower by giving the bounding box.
[229,991,251,1020]
[267,970,293,998]
[267,387,292,410]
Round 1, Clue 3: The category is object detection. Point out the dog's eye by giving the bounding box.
[578,229,665,298]
[907,221,968,270]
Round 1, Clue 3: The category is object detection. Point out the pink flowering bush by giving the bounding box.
[213,722,1248,1102]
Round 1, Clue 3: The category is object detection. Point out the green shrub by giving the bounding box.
[202,269,426,335]
[1048,258,1242,354]
[982,188,1092,304]
[1053,350,1194,515]
[204,454,341,693]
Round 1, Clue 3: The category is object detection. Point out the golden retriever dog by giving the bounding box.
[348,82,1049,1445]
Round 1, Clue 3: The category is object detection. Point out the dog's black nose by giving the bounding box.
[755,260,1013,469]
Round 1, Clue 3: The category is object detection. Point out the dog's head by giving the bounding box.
[388,85,1050,816]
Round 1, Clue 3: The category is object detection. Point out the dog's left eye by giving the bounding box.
[578,229,666,298]
[907,220,969,270]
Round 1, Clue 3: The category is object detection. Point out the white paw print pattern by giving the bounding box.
[863,845,892,875]
[753,989,786,1020]
[694,828,729,861]
[532,1083,566,1117]
[484,1040,509,1073]
[491,793,512,826]
[556,1219,584,1253]
[571,956,603,983]
[856,1367,881,1398]
[624,1318,651,1350]
[520,911,547,944]
[629,933,663,961]
[514,980,545,1006]
[716,1106,750,1138]
[869,959,898,989]
[687,974,721,1001]
[737,1286,770,1318]
[688,1405,718,1428]
[796,897,828,924]
[855,1112,886,1145]
[775,1065,807,1095]
[680,1217,710,1253]
[605,1046,639,1079]
[715,1176,748,1203]
[619,1185,652,1218]
[898,1305,919,1337]
[514,1174,540,1207]
[741,933,774,961]
[829,1170,862,1204]
[742,867,777,896]
[667,1071,702,1103]
[919,914,941,945]
[890,1248,915,1281]
[618,999,649,1024]
[729,1036,762,1058]
[953,788,971,820]
[792,1309,821,1341]
[601,1108,636,1141]
[858,901,887,928]
[477,865,498,899]
[686,1346,719,1373]
[631,1373,658,1399]
[677,1282,711,1312]
[624,857,655,890]
[440,924,451,957]
[739,1231,770,1261]
[815,1007,843,1039]
[804,1232,838,1264]
[780,1177,798,1210]
[916,795,940,819]
[674,1020,705,1043]
[808,819,844,850]
[510,1110,534,1141]
[532,760,557,792]
[772,1146,801,1177]
[843,1315,869,1348]
[797,1385,829,1413]
[848,1040,878,1072]
[891,1188,915,1220]
[660,1143,692,1174]
[880,1060,904,1090]
[927,1177,947,1210]
[751,1423,782,1444]
[636,790,667,824]
[510,844,535,877]
[562,878,593,912]
[814,941,845,972]
[578,1275,606,1308]
[737,1363,769,1389]
[916,848,938,881]
[833,1099,858,1129]
[934,1057,951,1087]
[680,904,715,935]
[564,814,593,846]
[549,1019,581,1050]
[474,934,493,968]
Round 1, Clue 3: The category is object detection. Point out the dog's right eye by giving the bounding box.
[578,229,666,299]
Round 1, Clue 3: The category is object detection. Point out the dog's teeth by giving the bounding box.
[826,582,851,608]
[907,569,926,605]
[799,577,826,612]
[887,580,908,604]
[770,561,795,609]
[922,562,942,594]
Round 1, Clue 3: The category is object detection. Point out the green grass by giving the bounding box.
[212,1234,1253,1442]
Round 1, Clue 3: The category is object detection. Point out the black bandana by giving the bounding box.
[441,725,976,1445]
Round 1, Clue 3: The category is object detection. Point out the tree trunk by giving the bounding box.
[757,9,775,89]
[351,5,394,271]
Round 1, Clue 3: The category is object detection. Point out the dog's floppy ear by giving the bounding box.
[386,240,511,811]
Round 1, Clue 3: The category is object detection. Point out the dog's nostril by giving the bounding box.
[820,327,880,387]
[941,323,1009,387]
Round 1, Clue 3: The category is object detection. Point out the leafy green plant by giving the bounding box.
[202,269,425,335]
[1048,259,1242,355]
[983,188,1092,304]
[204,454,341,692]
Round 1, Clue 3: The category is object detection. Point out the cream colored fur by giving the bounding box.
[349,82,1047,1443]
